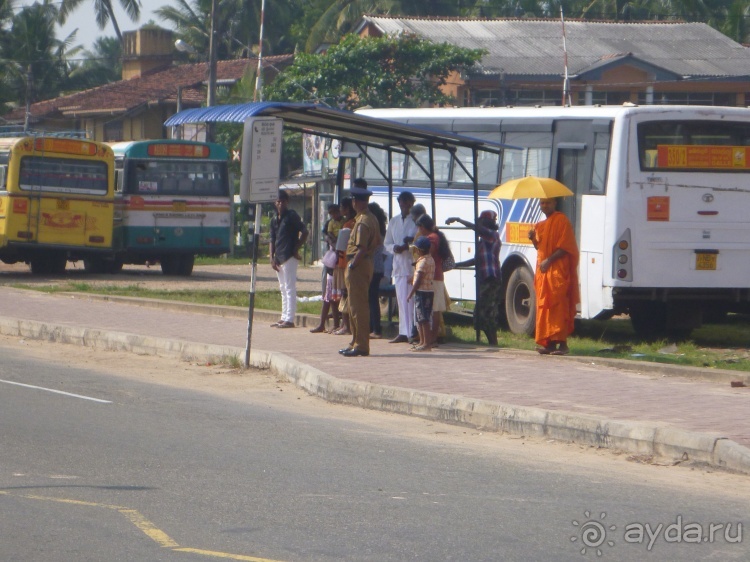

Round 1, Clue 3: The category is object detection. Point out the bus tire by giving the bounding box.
[629,302,667,341]
[104,258,124,274]
[160,255,180,276]
[84,258,105,274]
[504,266,536,336]
[177,254,194,276]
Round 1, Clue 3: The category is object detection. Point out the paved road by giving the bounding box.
[1,342,747,562]
[1,282,750,470]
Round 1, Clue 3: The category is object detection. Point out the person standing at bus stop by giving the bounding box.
[528,198,579,355]
[269,189,308,328]
[384,191,418,343]
[340,179,381,357]
[445,210,502,346]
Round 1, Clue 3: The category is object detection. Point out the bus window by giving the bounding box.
[19,156,108,193]
[501,132,552,180]
[591,132,611,193]
[406,147,451,182]
[638,121,750,171]
[363,146,405,182]
[451,146,500,185]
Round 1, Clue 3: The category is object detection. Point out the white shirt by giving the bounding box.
[384,213,417,277]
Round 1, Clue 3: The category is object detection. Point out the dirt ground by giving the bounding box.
[0,261,324,293]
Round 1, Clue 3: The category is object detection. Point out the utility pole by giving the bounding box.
[206,0,218,140]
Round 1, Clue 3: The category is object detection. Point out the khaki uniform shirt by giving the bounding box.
[346,209,381,258]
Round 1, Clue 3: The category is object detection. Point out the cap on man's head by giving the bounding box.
[414,236,431,252]
[350,178,372,199]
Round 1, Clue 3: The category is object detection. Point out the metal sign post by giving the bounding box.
[240,116,282,367]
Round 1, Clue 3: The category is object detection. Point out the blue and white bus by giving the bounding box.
[357,105,750,337]
[106,140,232,276]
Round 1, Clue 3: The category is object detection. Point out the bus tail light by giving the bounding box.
[136,236,154,244]
[89,235,105,243]
[613,229,632,281]
[205,237,222,245]
[17,231,33,239]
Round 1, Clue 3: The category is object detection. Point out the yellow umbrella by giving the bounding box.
[488,176,574,200]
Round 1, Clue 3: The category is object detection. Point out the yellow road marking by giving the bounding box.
[174,548,285,561]
[1,490,286,561]
[119,509,180,548]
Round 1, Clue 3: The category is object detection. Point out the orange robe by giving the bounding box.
[534,211,580,347]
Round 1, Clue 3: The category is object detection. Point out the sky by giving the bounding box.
[17,1,176,52]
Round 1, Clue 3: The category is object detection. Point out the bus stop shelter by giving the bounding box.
[164,101,513,220]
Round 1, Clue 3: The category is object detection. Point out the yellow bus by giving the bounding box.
[0,136,115,274]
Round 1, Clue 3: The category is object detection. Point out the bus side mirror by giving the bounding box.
[0,165,6,190]
[114,169,123,192]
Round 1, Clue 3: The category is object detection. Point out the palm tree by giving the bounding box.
[0,1,72,107]
[158,0,299,61]
[58,0,141,44]
[67,37,122,89]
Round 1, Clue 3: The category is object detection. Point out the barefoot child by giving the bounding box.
[407,236,435,352]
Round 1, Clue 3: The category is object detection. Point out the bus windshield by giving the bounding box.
[124,159,228,196]
[639,120,750,171]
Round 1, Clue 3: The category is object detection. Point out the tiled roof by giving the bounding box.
[360,16,750,78]
[5,54,293,123]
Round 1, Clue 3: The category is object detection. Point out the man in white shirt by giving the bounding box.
[383,191,418,343]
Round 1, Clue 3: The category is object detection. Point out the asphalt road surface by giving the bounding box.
[0,337,748,561]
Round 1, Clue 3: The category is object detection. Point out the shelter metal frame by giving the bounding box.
[165,102,520,341]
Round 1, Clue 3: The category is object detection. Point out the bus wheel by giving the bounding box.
[160,255,180,276]
[177,254,195,276]
[104,258,124,274]
[629,302,667,341]
[504,266,536,336]
[84,258,105,274]
[29,256,50,275]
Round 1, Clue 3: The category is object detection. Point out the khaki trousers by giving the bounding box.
[344,257,374,353]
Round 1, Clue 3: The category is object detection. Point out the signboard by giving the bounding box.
[240,116,282,203]
[656,145,750,169]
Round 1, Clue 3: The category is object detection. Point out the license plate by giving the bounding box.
[695,253,717,270]
[56,200,69,210]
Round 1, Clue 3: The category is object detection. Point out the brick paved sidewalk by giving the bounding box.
[2,287,749,448]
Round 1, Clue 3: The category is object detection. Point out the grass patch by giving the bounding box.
[22,283,324,315]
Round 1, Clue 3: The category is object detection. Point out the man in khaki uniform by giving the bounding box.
[339,179,381,357]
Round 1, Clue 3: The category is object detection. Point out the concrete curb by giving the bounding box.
[63,292,750,386]
[1,315,748,476]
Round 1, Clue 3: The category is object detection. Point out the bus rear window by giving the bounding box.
[19,157,108,193]
[126,160,228,196]
[638,121,750,171]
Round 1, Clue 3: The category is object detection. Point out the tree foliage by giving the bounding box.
[58,0,141,44]
[266,34,485,109]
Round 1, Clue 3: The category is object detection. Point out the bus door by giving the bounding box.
[551,119,611,318]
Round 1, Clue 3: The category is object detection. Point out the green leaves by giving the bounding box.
[266,34,485,109]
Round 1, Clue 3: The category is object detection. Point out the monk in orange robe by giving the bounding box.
[528,198,580,355]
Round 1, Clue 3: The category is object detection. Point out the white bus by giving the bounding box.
[356,105,750,338]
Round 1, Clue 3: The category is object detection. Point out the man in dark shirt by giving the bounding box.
[269,189,308,328]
